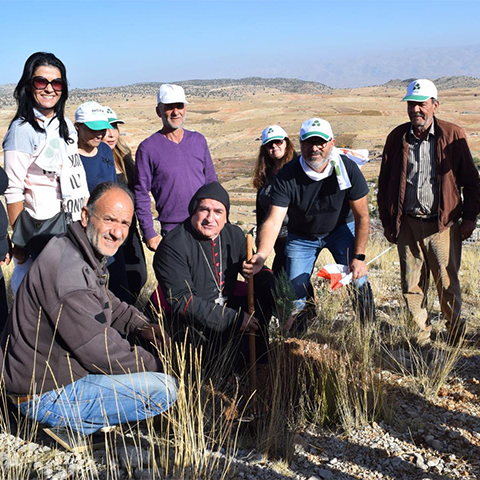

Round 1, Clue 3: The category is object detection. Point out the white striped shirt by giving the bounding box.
[404,123,438,217]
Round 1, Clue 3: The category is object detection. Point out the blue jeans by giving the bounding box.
[19,372,177,435]
[285,222,375,323]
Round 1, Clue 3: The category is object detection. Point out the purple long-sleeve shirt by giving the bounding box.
[134,129,217,239]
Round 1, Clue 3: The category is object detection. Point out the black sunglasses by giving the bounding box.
[31,76,64,92]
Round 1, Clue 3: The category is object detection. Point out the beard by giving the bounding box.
[305,155,330,172]
[164,112,186,130]
[86,220,104,257]
[86,219,122,258]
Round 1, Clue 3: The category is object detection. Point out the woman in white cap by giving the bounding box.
[75,101,116,192]
[103,107,147,302]
[75,102,134,303]
[252,125,297,275]
[2,52,89,290]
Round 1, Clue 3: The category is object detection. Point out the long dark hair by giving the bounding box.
[10,52,71,142]
[252,137,296,190]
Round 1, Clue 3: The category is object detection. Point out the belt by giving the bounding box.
[8,394,34,405]
[406,214,438,223]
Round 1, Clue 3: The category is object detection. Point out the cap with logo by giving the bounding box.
[157,84,189,105]
[300,118,334,142]
[104,106,125,125]
[262,125,288,145]
[75,102,113,130]
[402,79,438,102]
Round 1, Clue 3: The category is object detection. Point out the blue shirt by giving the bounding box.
[80,142,116,193]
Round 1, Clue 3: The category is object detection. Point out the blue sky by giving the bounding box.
[1,0,479,88]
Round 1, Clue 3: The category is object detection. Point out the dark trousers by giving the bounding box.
[0,273,8,334]
[171,270,275,378]
[272,236,287,277]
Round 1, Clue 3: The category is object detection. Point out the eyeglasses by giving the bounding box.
[31,76,64,92]
[265,139,284,148]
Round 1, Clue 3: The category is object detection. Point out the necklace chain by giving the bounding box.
[199,234,223,294]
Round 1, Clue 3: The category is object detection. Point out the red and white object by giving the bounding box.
[317,263,353,291]
[337,148,369,168]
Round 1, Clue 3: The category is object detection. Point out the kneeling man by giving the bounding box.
[1,182,177,437]
[154,182,274,374]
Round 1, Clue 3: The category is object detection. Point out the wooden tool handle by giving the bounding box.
[246,234,257,404]
[246,234,255,315]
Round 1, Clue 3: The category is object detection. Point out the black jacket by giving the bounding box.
[154,220,246,332]
[0,167,9,261]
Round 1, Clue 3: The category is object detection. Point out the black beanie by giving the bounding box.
[188,182,230,218]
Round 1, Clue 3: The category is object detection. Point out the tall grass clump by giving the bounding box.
[251,272,386,456]
[0,305,245,480]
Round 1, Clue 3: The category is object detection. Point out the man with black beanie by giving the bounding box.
[154,182,274,375]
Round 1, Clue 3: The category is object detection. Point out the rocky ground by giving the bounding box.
[1,330,479,479]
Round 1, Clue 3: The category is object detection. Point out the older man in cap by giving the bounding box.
[246,119,375,329]
[154,182,274,374]
[134,84,217,251]
[378,79,480,344]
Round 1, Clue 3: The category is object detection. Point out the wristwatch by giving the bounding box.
[352,253,366,261]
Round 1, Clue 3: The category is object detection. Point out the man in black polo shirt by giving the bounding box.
[245,118,374,327]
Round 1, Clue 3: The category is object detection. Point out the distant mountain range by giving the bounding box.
[291,44,480,88]
[1,75,479,107]
[384,76,480,89]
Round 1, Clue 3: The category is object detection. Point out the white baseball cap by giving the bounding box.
[157,84,189,105]
[300,118,334,142]
[262,125,288,145]
[75,101,113,130]
[104,106,125,125]
[402,79,438,102]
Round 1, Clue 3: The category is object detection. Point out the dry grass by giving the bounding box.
[0,236,477,478]
[0,215,478,478]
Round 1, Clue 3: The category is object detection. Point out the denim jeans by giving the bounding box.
[285,222,375,323]
[19,372,177,435]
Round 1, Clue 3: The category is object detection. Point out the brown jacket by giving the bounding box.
[378,117,480,239]
[0,221,162,395]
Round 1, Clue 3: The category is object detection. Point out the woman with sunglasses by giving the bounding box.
[2,52,89,290]
[103,107,147,302]
[252,125,297,276]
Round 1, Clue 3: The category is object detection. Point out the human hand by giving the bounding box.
[140,323,171,347]
[242,253,266,280]
[11,245,29,264]
[349,258,368,281]
[239,313,259,332]
[383,226,396,244]
[460,219,476,241]
[146,235,161,252]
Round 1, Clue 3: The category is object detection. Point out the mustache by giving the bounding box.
[104,233,123,242]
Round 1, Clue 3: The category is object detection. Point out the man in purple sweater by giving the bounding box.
[134,84,217,251]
